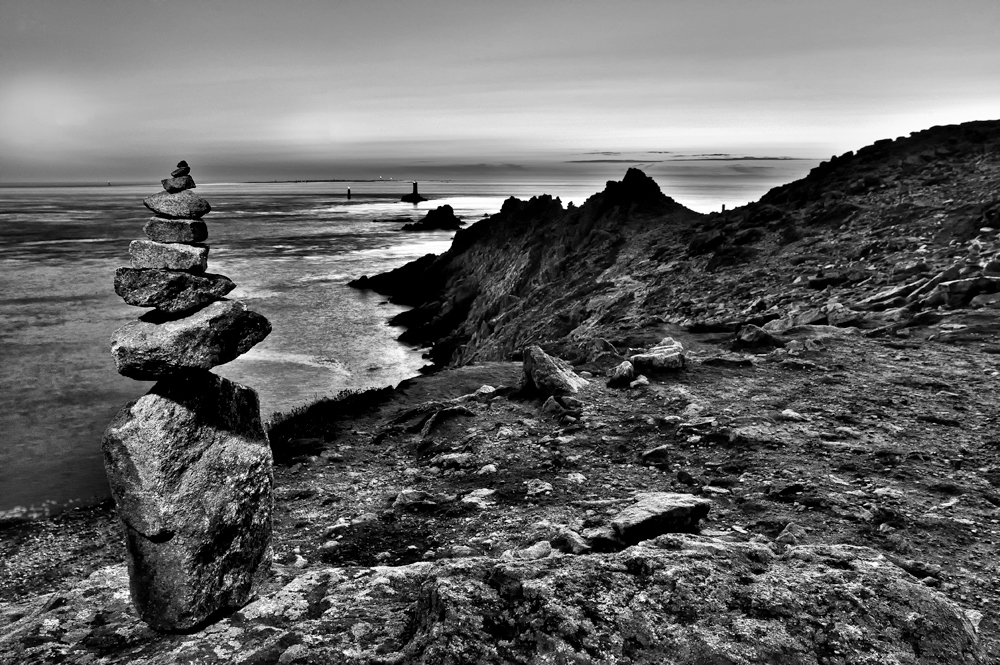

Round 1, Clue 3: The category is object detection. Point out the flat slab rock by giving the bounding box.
[521,345,588,396]
[610,491,712,543]
[101,372,273,631]
[143,190,211,219]
[114,267,235,314]
[110,299,271,380]
[143,217,207,244]
[130,239,208,273]
[0,538,984,663]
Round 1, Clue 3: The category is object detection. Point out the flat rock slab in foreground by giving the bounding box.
[111,299,271,380]
[114,267,235,314]
[610,491,712,543]
[143,189,211,219]
[143,217,207,243]
[0,538,983,663]
[129,239,208,273]
[101,372,273,632]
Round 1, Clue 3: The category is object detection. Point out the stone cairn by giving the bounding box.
[102,161,275,632]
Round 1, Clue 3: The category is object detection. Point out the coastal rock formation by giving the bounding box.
[114,268,235,313]
[103,160,274,631]
[110,300,271,380]
[102,372,273,631]
[400,204,464,231]
[351,122,1000,371]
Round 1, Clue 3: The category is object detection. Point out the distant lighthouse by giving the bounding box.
[401,181,427,203]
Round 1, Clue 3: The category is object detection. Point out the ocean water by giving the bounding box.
[0,160,815,518]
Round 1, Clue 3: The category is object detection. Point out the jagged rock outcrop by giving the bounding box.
[352,122,1000,371]
[102,372,273,631]
[103,160,274,632]
[520,345,588,396]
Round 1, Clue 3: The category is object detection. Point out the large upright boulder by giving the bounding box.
[102,372,273,631]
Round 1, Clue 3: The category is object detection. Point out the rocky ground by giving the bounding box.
[2,120,1000,663]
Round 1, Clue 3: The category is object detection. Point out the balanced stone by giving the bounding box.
[171,160,191,177]
[130,239,208,273]
[114,267,235,314]
[161,175,196,194]
[102,371,273,631]
[111,299,271,380]
[144,190,211,219]
[143,217,208,243]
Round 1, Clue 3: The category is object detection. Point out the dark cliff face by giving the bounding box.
[352,121,1000,367]
[351,168,703,365]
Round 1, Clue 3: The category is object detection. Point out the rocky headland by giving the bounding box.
[2,122,1000,663]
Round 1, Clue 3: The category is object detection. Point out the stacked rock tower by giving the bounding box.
[102,161,275,632]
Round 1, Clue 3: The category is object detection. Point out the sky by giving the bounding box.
[1,0,998,183]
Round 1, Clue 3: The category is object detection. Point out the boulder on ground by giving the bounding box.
[110,300,271,380]
[143,217,207,244]
[129,239,208,273]
[160,175,196,194]
[521,345,588,396]
[629,336,685,373]
[143,190,211,219]
[610,492,711,543]
[101,371,272,631]
[607,360,635,387]
[114,268,235,314]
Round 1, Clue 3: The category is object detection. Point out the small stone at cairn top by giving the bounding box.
[171,160,191,177]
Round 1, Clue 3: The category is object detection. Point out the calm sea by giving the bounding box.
[0,160,815,519]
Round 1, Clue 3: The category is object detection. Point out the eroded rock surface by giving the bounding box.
[101,372,273,631]
[0,538,985,663]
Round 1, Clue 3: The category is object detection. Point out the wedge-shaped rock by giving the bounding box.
[143,189,211,219]
[102,372,273,631]
[114,268,235,314]
[521,345,588,396]
[130,239,208,273]
[610,492,711,543]
[143,217,207,243]
[111,300,271,379]
[160,175,196,193]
